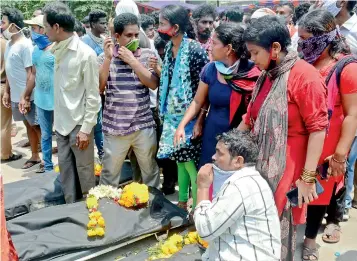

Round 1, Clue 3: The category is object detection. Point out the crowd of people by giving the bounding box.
[1,0,357,260]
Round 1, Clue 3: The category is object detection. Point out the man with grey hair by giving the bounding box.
[194,130,281,261]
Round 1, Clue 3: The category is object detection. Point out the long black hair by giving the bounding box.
[160,5,195,38]
[299,9,350,57]
[215,23,249,61]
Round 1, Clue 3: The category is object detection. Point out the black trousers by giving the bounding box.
[305,183,346,239]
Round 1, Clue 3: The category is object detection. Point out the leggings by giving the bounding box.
[305,183,346,239]
[177,160,198,208]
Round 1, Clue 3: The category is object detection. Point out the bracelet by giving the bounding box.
[332,156,346,164]
[200,108,208,113]
[300,168,317,184]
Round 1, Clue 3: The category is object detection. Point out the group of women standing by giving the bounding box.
[155,4,357,261]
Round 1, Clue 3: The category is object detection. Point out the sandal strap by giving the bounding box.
[324,224,341,236]
[303,246,319,260]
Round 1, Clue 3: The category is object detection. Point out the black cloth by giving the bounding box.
[7,187,188,261]
[4,172,65,221]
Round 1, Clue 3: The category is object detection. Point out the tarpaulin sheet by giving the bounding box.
[4,172,64,221]
[7,187,189,261]
[4,162,134,221]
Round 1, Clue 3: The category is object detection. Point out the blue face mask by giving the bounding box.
[31,30,52,50]
[214,60,239,76]
[212,164,236,198]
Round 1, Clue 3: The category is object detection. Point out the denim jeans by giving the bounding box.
[37,107,54,171]
[345,137,357,208]
[94,108,104,160]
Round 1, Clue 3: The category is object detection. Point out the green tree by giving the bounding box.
[1,0,114,20]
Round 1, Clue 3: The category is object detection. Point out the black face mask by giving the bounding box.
[158,32,171,41]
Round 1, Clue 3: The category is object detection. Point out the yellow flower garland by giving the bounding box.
[118,182,149,208]
[148,231,208,260]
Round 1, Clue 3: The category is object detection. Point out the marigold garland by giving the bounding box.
[147,231,208,260]
[118,182,149,208]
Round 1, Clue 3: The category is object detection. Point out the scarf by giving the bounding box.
[298,29,337,64]
[157,37,195,159]
[250,51,298,193]
[224,59,261,128]
[87,31,104,49]
[51,35,74,68]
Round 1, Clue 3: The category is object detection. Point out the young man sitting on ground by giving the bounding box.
[194,129,281,261]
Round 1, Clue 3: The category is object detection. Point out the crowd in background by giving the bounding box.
[1,0,357,260]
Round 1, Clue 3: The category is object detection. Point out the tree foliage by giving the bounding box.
[1,0,115,20]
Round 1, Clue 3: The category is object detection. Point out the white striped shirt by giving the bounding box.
[194,166,281,261]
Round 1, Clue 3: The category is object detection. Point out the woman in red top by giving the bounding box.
[240,16,329,261]
[298,10,357,260]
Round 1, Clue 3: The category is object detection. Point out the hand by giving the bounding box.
[118,46,136,65]
[174,125,185,147]
[148,56,159,70]
[296,179,318,208]
[76,131,90,150]
[192,120,203,139]
[197,164,214,189]
[104,37,114,60]
[18,96,31,115]
[2,91,10,108]
[324,154,346,177]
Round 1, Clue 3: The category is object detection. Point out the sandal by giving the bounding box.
[177,201,188,211]
[35,163,45,174]
[322,223,341,243]
[21,141,31,148]
[302,246,319,260]
[22,160,41,169]
[1,154,22,163]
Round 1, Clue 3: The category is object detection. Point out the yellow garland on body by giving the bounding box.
[118,182,149,208]
[147,231,208,260]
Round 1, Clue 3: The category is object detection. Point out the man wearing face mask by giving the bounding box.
[98,13,160,189]
[43,2,101,203]
[1,7,43,169]
[16,15,55,174]
[322,0,357,54]
[276,3,297,37]
[194,130,281,261]
[192,4,217,59]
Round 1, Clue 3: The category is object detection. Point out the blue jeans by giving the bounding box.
[345,137,357,208]
[37,107,54,171]
[94,108,104,160]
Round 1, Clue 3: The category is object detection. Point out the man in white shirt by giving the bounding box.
[43,2,101,203]
[194,129,281,261]
[2,7,42,169]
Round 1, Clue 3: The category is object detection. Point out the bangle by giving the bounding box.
[332,156,346,164]
[300,168,317,184]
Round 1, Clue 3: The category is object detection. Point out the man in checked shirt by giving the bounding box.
[194,129,281,261]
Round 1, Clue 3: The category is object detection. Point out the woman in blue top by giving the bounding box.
[174,23,259,198]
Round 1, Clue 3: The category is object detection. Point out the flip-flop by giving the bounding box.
[322,223,341,243]
[302,245,319,260]
[1,154,22,163]
[22,160,41,169]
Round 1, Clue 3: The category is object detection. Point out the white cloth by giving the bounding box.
[4,37,34,102]
[115,0,139,17]
[340,13,357,55]
[53,35,101,136]
[291,26,299,51]
[194,166,281,261]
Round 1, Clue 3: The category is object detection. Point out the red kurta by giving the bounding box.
[244,60,329,225]
[311,60,357,205]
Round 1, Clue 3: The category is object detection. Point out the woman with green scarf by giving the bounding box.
[157,5,209,212]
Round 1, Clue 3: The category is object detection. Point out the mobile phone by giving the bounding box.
[317,162,329,180]
[286,180,324,207]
